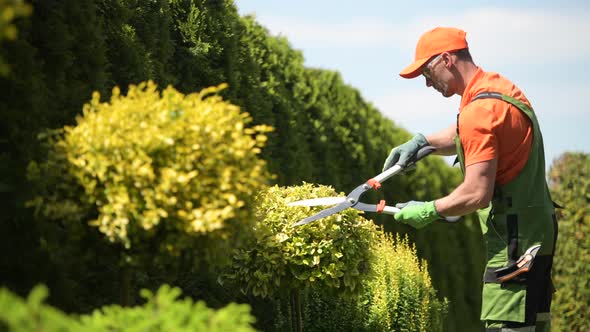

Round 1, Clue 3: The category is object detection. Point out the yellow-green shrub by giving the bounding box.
[225,183,379,298]
[27,81,271,262]
[0,284,258,332]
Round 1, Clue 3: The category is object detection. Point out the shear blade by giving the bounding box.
[287,197,347,207]
[292,202,352,227]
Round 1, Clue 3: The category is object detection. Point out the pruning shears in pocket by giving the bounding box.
[289,146,460,227]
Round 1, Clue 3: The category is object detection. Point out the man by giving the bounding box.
[383,27,558,332]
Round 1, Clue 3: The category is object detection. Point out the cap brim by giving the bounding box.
[399,57,430,79]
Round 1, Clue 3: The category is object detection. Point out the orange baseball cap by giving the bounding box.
[399,27,468,79]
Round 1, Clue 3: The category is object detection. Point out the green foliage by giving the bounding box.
[168,0,239,92]
[548,152,590,332]
[234,16,314,185]
[225,183,379,298]
[100,0,175,88]
[0,285,86,331]
[82,285,257,331]
[0,284,257,332]
[27,81,271,265]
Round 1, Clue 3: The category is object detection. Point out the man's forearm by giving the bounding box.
[426,124,457,156]
[434,182,490,216]
[434,159,497,217]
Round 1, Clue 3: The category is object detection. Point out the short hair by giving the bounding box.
[452,48,473,62]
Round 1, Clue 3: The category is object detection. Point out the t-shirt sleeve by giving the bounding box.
[459,105,498,167]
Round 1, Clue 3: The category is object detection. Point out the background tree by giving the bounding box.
[548,152,590,332]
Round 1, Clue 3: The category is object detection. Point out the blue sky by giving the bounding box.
[234,0,590,169]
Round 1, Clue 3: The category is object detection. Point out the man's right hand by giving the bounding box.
[382,133,429,171]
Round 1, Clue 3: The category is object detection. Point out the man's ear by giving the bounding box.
[442,52,453,68]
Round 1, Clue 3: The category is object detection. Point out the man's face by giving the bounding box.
[422,53,454,98]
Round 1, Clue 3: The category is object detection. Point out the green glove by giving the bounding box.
[394,201,441,229]
[382,134,429,171]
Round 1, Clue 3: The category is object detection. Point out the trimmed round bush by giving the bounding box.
[225,183,379,298]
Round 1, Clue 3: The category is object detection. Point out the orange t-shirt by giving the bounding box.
[459,68,533,185]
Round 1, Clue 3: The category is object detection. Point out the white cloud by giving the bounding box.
[417,8,590,65]
[254,8,590,65]
[253,15,395,47]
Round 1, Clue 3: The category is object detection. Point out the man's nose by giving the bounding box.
[425,77,433,87]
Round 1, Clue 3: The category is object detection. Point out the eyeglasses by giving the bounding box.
[422,54,443,80]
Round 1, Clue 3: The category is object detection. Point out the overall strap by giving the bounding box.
[454,92,511,172]
[470,92,504,103]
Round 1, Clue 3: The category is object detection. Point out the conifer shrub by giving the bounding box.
[293,233,447,332]
[27,81,272,267]
[362,233,447,332]
[0,284,258,331]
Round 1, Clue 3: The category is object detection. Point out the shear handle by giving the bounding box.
[373,146,436,183]
[354,202,400,215]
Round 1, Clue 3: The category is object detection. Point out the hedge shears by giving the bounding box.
[289,146,460,227]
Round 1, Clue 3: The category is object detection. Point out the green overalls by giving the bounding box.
[455,92,558,331]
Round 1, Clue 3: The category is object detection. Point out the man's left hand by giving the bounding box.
[394,201,441,229]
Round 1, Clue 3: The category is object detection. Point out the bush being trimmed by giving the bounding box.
[224,183,379,298]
